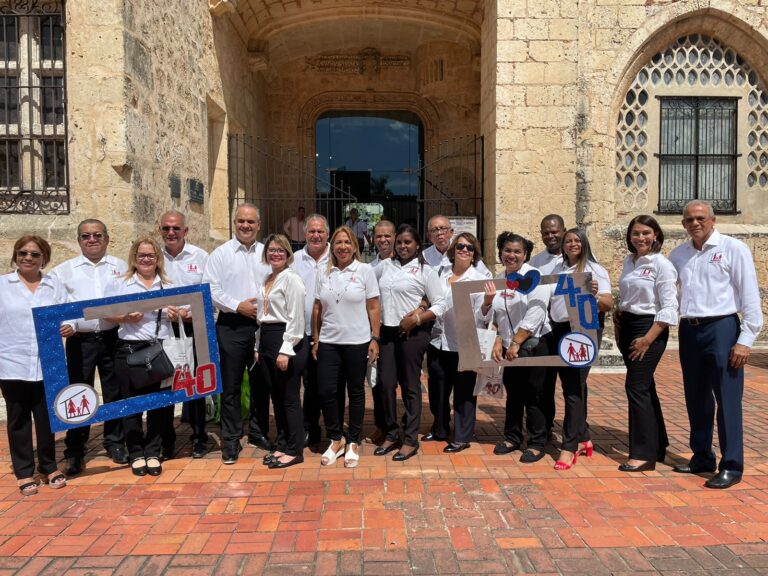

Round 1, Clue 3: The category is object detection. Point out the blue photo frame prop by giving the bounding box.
[32,284,222,433]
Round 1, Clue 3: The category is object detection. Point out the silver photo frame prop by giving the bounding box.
[32,284,222,433]
[452,272,599,371]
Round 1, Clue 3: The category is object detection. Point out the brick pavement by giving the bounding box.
[2,352,768,574]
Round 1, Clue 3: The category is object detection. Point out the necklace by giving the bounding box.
[329,269,354,304]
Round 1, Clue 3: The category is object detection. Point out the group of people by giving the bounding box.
[0,199,762,496]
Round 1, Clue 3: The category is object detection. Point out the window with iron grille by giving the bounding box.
[0,1,68,214]
[657,97,738,214]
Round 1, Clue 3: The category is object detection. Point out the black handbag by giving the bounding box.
[125,309,175,389]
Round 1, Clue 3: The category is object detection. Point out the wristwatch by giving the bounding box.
[370,335,381,343]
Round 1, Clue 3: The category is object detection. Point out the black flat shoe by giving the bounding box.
[618,461,655,472]
[374,440,400,456]
[493,441,520,455]
[422,432,446,442]
[393,446,419,462]
[444,442,470,453]
[705,470,742,489]
[131,458,147,477]
[673,462,717,474]
[145,457,162,476]
[262,452,277,466]
[520,449,546,463]
[65,456,84,476]
[269,455,304,469]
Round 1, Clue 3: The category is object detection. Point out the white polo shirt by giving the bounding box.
[203,238,269,313]
[104,274,172,341]
[618,253,678,326]
[423,244,492,278]
[549,260,611,323]
[530,249,563,275]
[291,244,329,336]
[377,258,445,327]
[315,259,379,345]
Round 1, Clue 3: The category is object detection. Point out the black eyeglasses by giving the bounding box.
[79,232,104,240]
[455,242,475,253]
[16,250,42,259]
[161,226,184,232]
[683,216,711,224]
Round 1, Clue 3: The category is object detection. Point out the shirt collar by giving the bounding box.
[302,244,329,264]
[331,259,360,274]
[163,242,192,260]
[127,273,163,288]
[10,270,56,286]
[703,229,722,248]
[234,239,260,253]
[74,254,111,267]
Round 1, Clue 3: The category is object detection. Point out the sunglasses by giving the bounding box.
[455,242,475,253]
[161,226,184,232]
[16,250,42,259]
[79,232,104,240]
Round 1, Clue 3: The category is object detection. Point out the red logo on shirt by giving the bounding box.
[640,268,652,277]
[111,269,121,276]
[188,264,199,273]
[710,252,723,263]
[350,275,358,283]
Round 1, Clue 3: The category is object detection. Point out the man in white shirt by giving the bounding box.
[529,213,566,439]
[50,219,128,475]
[345,208,369,252]
[670,200,764,489]
[422,214,491,277]
[283,206,306,251]
[291,214,330,445]
[203,203,271,464]
[159,211,209,460]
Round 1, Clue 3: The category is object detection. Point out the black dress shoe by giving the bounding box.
[618,461,656,472]
[222,442,242,465]
[374,440,400,456]
[493,441,520,455]
[145,457,162,476]
[66,456,84,476]
[422,432,446,442]
[160,445,175,462]
[444,442,470,453]
[269,455,304,469]
[107,446,129,465]
[393,445,419,462]
[673,462,717,474]
[705,470,742,489]
[520,449,546,463]
[191,440,208,459]
[247,435,273,451]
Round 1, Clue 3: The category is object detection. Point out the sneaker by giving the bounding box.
[221,442,242,465]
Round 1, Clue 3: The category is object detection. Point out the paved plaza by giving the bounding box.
[2,352,768,574]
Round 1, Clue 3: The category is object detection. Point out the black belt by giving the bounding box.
[681,313,737,327]
[72,327,118,340]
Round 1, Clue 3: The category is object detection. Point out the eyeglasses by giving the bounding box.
[160,226,184,232]
[683,216,711,224]
[16,250,42,259]
[79,232,104,240]
[430,226,451,234]
[267,248,287,255]
[136,253,158,261]
[454,242,475,253]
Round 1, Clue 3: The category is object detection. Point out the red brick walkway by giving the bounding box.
[2,352,768,574]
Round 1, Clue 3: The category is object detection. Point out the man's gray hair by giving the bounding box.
[427,214,451,230]
[683,199,714,218]
[374,219,395,233]
[304,213,329,233]
[159,210,186,227]
[234,202,261,220]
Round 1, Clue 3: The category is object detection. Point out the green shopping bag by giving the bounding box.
[210,370,252,423]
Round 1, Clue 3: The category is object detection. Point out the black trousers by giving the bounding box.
[618,313,669,461]
[427,344,451,439]
[0,379,58,479]
[162,321,208,449]
[552,321,597,452]
[502,333,552,450]
[317,342,368,443]
[679,314,743,473]
[259,324,308,457]
[114,341,171,461]
[302,335,322,440]
[541,366,558,433]
[437,349,477,444]
[64,328,124,458]
[216,313,269,445]
[379,324,430,447]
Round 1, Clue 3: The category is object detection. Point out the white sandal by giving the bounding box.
[321,439,345,466]
[344,442,360,468]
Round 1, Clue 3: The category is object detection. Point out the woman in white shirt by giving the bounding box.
[431,233,487,453]
[614,215,677,472]
[550,228,612,470]
[312,226,380,468]
[482,233,552,463]
[257,234,307,469]
[375,224,444,461]
[0,235,71,496]
[106,237,179,477]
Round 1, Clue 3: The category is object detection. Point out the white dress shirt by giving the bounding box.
[669,229,763,347]
[0,272,70,381]
[163,242,208,288]
[49,254,127,332]
[487,263,552,347]
[618,253,678,326]
[203,238,269,313]
[549,260,611,323]
[430,265,487,352]
[291,245,329,336]
[423,244,492,278]
[257,268,306,356]
[104,274,171,341]
[377,258,445,327]
[315,259,380,345]
[530,250,563,275]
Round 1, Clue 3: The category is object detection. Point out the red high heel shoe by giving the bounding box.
[578,441,594,458]
[554,451,578,470]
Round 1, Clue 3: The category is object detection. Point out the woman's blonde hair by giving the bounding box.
[124,236,170,283]
[327,226,361,271]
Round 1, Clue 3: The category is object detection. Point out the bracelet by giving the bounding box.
[418,305,428,312]
[511,341,521,348]
[370,334,380,343]
[415,314,421,326]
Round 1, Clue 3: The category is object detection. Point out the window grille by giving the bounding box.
[0,1,68,214]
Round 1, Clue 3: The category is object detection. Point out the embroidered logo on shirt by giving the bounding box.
[710,252,723,263]
[640,268,652,278]
[111,268,121,276]
[188,264,199,273]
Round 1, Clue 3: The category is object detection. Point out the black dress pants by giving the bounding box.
[437,349,477,444]
[0,379,58,479]
[64,328,124,458]
[216,313,269,445]
[502,334,552,450]
[379,324,430,447]
[259,324,308,457]
[618,313,669,462]
[302,336,322,440]
[114,341,170,461]
[427,344,451,439]
[317,342,368,443]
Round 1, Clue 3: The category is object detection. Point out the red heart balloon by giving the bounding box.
[506,279,519,290]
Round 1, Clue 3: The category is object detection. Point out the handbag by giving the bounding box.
[125,309,176,389]
[161,319,195,389]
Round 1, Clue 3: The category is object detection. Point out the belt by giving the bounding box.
[681,313,737,326]
[72,328,117,340]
